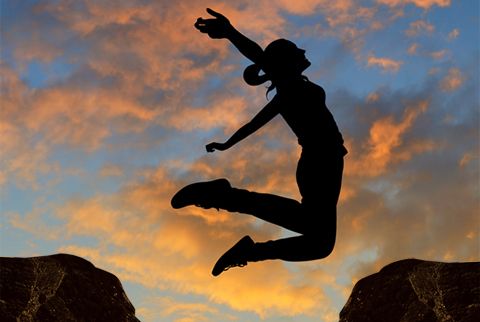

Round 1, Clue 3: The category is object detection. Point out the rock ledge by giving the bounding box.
[0,253,140,322]
[340,259,480,322]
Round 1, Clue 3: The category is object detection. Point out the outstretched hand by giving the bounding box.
[206,142,228,153]
[194,8,233,39]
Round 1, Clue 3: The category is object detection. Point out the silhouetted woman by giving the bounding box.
[172,8,348,276]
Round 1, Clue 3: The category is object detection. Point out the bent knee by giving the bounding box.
[307,234,336,260]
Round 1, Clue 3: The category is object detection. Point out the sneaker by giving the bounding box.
[212,235,254,276]
[171,178,231,209]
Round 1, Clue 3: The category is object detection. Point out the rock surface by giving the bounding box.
[340,259,480,322]
[0,253,140,322]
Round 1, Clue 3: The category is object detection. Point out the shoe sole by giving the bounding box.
[212,235,254,276]
[171,178,230,209]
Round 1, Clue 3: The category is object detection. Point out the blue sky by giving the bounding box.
[1,0,478,321]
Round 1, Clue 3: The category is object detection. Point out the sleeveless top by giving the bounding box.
[273,79,347,156]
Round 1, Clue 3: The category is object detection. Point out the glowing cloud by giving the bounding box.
[347,100,431,176]
[440,68,465,92]
[367,55,403,72]
[377,0,451,9]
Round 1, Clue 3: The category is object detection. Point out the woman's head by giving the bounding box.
[243,39,310,86]
[263,39,310,78]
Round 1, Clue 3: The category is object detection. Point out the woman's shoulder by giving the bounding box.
[304,80,326,98]
[305,79,325,91]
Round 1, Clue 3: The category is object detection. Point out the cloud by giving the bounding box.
[448,28,460,40]
[46,162,328,318]
[0,0,296,189]
[163,96,249,132]
[346,99,432,177]
[367,55,403,72]
[405,20,435,37]
[99,164,124,177]
[407,43,419,55]
[146,296,230,322]
[3,1,478,322]
[459,152,475,168]
[440,68,465,92]
[366,92,380,103]
[429,49,448,60]
[377,0,451,9]
[10,77,479,322]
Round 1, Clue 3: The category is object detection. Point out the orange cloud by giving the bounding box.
[164,96,249,132]
[277,0,329,15]
[5,2,478,322]
[405,20,435,37]
[459,152,475,168]
[407,43,419,55]
[377,0,451,9]
[367,55,403,72]
[366,92,380,103]
[364,101,429,169]
[346,100,431,177]
[0,65,59,188]
[149,296,226,321]
[430,49,448,60]
[25,88,158,150]
[440,68,465,92]
[99,164,124,177]
[48,168,328,318]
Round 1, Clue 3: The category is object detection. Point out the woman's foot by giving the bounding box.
[212,235,254,276]
[171,178,231,209]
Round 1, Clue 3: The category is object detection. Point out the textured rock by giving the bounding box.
[0,253,140,322]
[340,259,480,322]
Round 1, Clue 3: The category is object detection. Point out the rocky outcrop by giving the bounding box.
[340,259,480,322]
[0,253,140,322]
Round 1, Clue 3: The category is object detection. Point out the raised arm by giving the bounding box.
[194,8,264,64]
[206,99,280,152]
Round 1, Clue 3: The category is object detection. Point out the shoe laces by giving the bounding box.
[223,261,247,272]
[195,203,219,211]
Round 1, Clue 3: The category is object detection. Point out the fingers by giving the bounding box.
[194,18,210,33]
[194,18,204,29]
[206,143,214,152]
[206,8,225,19]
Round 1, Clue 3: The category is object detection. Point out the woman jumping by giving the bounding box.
[171,8,348,276]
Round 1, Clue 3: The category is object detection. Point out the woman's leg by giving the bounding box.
[220,187,310,234]
[251,232,336,262]
[212,230,336,276]
[212,228,336,276]
[171,179,313,234]
[211,152,344,275]
[240,151,343,261]
[222,150,344,234]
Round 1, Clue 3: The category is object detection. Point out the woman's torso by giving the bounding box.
[274,79,347,156]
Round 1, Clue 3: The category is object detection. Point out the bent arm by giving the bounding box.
[207,99,280,152]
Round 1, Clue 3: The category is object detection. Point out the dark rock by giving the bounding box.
[0,253,140,322]
[340,259,480,322]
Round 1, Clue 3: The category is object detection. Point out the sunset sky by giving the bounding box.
[1,0,478,321]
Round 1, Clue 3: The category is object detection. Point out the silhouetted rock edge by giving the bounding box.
[340,258,480,322]
[0,253,140,322]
